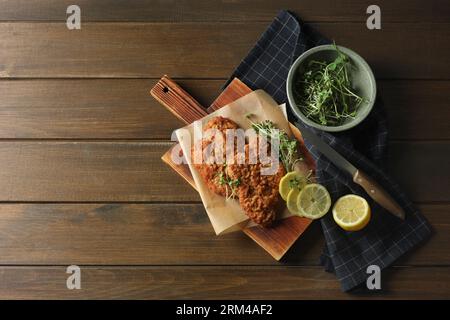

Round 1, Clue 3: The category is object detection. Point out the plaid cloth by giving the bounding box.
[226,10,432,292]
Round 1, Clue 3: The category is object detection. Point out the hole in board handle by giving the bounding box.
[163,86,169,93]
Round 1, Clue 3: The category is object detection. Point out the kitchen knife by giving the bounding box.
[299,125,405,220]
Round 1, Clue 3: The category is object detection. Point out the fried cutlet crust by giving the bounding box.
[227,143,285,227]
[203,116,239,132]
[192,116,239,197]
[191,116,285,227]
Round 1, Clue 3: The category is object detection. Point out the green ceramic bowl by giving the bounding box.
[286,45,376,132]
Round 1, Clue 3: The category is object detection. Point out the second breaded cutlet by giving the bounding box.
[227,141,285,227]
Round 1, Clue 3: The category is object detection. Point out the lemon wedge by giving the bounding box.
[279,171,307,201]
[332,194,371,231]
[297,183,331,219]
[286,188,302,216]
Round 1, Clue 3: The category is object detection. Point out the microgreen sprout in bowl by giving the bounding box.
[294,45,365,126]
[286,44,376,132]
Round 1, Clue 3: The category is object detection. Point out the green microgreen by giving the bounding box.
[245,116,303,172]
[217,165,241,200]
[293,43,366,126]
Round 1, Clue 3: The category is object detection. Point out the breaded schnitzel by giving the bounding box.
[191,116,285,227]
[192,116,239,198]
[203,116,239,132]
[227,142,285,227]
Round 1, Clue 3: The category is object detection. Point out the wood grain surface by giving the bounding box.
[0,141,447,202]
[0,0,448,299]
[0,266,448,299]
[0,203,445,266]
[0,23,448,79]
[0,80,447,140]
[0,0,448,22]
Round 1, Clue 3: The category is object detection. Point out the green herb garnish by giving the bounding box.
[246,116,303,172]
[217,166,241,200]
[288,170,314,190]
[288,177,301,190]
[294,44,366,126]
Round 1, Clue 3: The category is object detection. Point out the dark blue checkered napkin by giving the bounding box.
[226,10,432,292]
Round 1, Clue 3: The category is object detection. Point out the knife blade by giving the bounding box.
[299,124,405,220]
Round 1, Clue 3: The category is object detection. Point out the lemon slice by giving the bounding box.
[286,188,302,216]
[297,183,331,219]
[332,194,371,231]
[279,171,307,201]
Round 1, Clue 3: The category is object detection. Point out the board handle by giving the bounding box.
[150,75,208,124]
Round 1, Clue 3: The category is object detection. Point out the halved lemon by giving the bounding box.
[286,188,302,216]
[297,183,331,219]
[332,194,371,231]
[279,171,307,201]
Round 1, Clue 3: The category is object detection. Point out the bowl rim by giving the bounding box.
[286,44,377,132]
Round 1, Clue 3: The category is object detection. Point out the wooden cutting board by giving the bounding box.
[151,75,314,260]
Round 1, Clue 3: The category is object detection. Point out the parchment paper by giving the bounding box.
[175,90,303,235]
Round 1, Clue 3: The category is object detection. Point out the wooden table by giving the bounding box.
[0,0,448,299]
